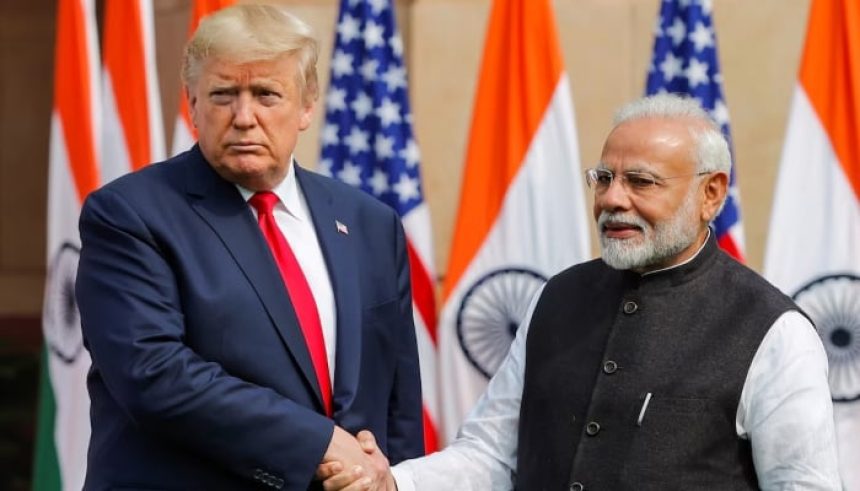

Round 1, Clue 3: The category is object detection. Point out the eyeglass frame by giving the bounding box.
[584,167,715,194]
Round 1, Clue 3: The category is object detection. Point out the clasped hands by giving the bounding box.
[318,426,395,491]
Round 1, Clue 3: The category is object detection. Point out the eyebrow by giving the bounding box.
[595,163,656,173]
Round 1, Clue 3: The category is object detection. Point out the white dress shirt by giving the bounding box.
[237,161,337,380]
[393,243,841,490]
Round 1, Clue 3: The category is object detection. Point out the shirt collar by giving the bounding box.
[236,156,306,221]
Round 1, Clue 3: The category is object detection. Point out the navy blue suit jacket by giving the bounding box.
[76,146,423,490]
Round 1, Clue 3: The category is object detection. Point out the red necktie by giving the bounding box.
[249,191,332,417]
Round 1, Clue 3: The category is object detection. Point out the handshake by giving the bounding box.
[317,426,397,491]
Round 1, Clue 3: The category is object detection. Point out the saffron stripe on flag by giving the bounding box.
[102,0,164,182]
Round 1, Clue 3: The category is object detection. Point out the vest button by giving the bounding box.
[623,301,638,314]
[585,421,601,436]
[603,360,618,374]
[570,481,585,491]
[571,414,577,425]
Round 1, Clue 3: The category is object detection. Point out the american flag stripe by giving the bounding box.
[407,239,438,344]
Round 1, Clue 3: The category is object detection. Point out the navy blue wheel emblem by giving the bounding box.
[792,274,860,402]
[456,268,547,379]
[43,242,84,364]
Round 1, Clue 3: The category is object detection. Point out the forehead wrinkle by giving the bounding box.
[204,69,289,93]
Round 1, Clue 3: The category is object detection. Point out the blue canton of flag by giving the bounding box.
[646,0,745,259]
[320,0,423,218]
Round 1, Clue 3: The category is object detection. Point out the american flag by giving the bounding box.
[320,0,440,453]
[646,0,745,260]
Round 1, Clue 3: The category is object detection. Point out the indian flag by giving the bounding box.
[763,0,860,488]
[101,0,164,181]
[34,0,100,489]
[171,0,234,156]
[437,0,591,441]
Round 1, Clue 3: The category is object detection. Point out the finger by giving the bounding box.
[339,476,373,491]
[356,430,378,453]
[316,461,343,480]
[322,466,365,491]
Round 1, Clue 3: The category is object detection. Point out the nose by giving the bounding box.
[595,176,632,213]
[232,92,257,129]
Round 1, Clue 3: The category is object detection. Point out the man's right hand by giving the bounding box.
[317,429,395,491]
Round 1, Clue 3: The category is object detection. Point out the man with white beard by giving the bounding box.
[318,94,842,491]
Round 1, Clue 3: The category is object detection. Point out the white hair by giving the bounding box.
[613,93,731,175]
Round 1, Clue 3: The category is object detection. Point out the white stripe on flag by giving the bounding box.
[439,76,590,440]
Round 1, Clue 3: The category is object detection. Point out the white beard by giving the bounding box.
[598,187,701,271]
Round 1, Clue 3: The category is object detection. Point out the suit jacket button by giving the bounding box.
[603,360,618,374]
[585,421,601,436]
[570,482,585,491]
[623,301,638,314]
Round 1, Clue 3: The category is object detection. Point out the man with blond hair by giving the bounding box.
[77,5,422,490]
[320,94,841,490]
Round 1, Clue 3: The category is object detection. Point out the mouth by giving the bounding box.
[601,221,643,240]
[226,142,264,153]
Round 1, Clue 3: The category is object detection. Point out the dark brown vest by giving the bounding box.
[515,235,800,490]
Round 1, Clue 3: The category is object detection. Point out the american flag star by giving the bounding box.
[646,0,746,261]
[321,0,426,214]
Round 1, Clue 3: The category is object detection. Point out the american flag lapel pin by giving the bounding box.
[335,220,349,235]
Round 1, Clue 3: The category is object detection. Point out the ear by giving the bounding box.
[186,85,199,128]
[298,99,315,131]
[701,171,728,222]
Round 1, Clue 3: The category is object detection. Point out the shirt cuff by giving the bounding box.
[391,464,415,491]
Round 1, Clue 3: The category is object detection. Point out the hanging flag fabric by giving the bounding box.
[102,0,165,181]
[646,0,745,260]
[33,0,101,489]
[171,0,234,156]
[763,0,860,488]
[436,0,590,442]
[320,0,440,453]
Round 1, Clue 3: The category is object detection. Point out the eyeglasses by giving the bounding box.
[584,168,713,194]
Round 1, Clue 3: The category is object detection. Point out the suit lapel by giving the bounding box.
[183,149,324,410]
[295,166,361,416]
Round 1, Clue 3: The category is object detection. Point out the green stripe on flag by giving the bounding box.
[32,345,61,491]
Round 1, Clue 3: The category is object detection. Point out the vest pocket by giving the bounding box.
[622,396,735,487]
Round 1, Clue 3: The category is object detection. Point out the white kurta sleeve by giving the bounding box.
[392,287,545,491]
[737,310,841,490]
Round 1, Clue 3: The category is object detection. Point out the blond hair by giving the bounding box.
[182,4,319,105]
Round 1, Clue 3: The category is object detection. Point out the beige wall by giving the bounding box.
[0,0,811,316]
